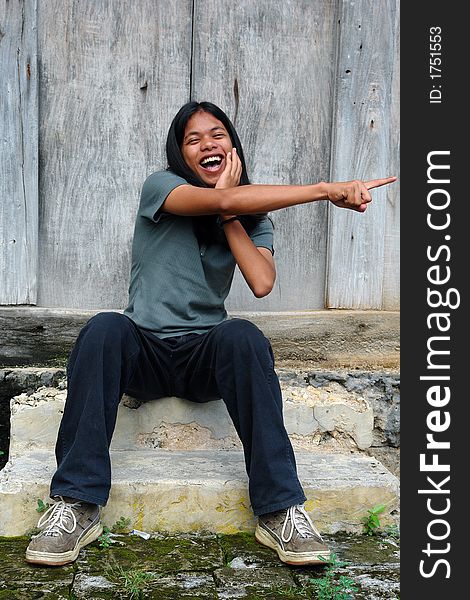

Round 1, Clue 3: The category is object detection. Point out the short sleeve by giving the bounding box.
[248,216,274,254]
[138,170,188,223]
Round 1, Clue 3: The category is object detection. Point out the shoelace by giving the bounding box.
[34,497,80,538]
[280,505,323,543]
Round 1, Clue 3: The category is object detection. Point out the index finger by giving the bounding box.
[364,176,397,190]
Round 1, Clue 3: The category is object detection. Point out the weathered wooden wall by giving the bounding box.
[1,0,400,311]
[0,0,38,304]
[193,0,337,311]
[36,0,193,307]
[326,0,400,309]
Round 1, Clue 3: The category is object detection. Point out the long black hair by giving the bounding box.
[165,101,264,245]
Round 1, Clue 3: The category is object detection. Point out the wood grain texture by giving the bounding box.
[36,0,192,308]
[2,1,400,311]
[326,0,399,308]
[191,0,339,310]
[0,0,38,304]
[382,2,400,310]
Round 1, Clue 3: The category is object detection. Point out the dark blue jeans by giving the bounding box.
[51,312,306,516]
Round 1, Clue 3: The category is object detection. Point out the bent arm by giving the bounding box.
[221,218,276,298]
[207,150,276,298]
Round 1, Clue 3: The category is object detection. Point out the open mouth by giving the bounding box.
[199,154,224,172]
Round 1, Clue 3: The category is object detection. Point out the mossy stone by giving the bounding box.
[0,532,399,598]
[217,532,281,568]
[76,533,224,577]
[0,536,73,598]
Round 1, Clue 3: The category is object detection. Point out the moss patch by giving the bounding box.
[217,531,280,568]
[328,532,400,565]
[81,533,224,575]
[0,536,74,598]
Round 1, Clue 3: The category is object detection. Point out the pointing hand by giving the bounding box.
[326,176,398,212]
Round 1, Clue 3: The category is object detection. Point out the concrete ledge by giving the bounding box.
[0,307,399,369]
[0,450,399,536]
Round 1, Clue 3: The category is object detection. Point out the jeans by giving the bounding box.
[51,312,306,516]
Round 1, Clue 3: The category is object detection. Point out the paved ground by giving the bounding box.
[1,530,399,599]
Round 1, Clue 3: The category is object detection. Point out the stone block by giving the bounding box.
[8,374,376,457]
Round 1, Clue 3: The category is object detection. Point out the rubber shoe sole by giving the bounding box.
[25,522,103,566]
[255,523,331,566]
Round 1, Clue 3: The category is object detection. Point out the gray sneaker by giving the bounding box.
[25,496,102,566]
[255,504,331,565]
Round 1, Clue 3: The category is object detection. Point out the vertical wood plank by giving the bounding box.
[0,0,38,304]
[37,0,192,308]
[382,2,400,310]
[192,0,339,310]
[326,0,399,309]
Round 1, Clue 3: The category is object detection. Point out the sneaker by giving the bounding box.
[25,496,102,566]
[255,504,331,565]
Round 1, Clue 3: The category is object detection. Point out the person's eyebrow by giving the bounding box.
[184,126,226,141]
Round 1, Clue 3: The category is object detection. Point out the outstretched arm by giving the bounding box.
[162,149,397,298]
[162,149,397,216]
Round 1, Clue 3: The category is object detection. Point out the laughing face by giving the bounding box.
[181,111,233,187]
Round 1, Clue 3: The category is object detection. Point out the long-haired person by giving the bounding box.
[26,101,396,567]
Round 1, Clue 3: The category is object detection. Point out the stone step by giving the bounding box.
[0,449,399,537]
[8,372,383,459]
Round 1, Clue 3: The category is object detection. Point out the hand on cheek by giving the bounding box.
[216,149,242,189]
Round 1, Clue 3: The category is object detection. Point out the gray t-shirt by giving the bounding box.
[124,170,274,338]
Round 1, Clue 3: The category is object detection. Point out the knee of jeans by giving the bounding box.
[221,319,271,357]
[84,312,135,343]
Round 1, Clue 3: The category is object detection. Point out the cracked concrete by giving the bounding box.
[7,368,397,459]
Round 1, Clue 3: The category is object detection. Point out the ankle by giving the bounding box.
[53,495,96,507]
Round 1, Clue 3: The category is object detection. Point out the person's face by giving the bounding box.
[181,111,233,187]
